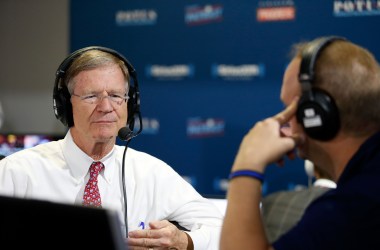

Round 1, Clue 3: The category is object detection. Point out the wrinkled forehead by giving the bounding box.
[71,64,128,93]
[68,61,129,94]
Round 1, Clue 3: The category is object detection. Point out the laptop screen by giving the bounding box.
[0,196,126,249]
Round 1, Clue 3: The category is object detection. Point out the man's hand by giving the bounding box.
[127,220,192,250]
[232,97,302,173]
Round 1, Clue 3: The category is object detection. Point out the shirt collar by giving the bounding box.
[63,130,117,183]
[314,178,337,189]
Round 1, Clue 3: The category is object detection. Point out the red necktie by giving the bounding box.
[82,161,104,208]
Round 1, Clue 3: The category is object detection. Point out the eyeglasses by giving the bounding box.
[72,92,129,106]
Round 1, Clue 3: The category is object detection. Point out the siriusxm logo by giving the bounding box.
[185,4,223,26]
[145,64,194,80]
[115,9,157,26]
[212,64,265,80]
[187,118,225,138]
[334,0,380,16]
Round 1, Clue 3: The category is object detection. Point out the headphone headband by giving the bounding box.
[299,36,347,86]
[55,46,137,82]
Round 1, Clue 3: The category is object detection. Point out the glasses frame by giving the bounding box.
[71,92,129,106]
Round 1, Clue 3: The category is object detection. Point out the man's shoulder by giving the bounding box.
[115,146,163,162]
[4,140,61,160]
[0,140,63,173]
[114,145,173,172]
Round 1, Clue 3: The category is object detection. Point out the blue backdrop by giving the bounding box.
[70,0,380,196]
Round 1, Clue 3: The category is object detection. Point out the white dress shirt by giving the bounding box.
[0,131,222,249]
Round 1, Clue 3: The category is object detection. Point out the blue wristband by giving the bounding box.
[228,170,264,183]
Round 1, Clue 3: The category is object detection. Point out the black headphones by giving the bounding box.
[296,36,346,141]
[53,46,141,134]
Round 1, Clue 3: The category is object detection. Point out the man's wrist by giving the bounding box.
[229,169,265,183]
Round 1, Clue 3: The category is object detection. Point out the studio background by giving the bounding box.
[1,0,380,197]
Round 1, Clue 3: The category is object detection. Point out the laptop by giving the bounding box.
[0,195,126,249]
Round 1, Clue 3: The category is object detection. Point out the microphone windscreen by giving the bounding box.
[304,160,315,178]
[118,127,133,141]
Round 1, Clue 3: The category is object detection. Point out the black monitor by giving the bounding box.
[0,196,126,249]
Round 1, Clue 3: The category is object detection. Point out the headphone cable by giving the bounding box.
[122,139,131,237]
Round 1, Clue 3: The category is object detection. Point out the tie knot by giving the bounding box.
[90,161,104,178]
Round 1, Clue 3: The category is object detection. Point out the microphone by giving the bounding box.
[118,127,134,141]
[304,160,315,187]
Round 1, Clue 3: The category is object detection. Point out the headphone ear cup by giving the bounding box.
[127,84,138,130]
[53,87,73,127]
[127,92,135,130]
[296,89,340,141]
